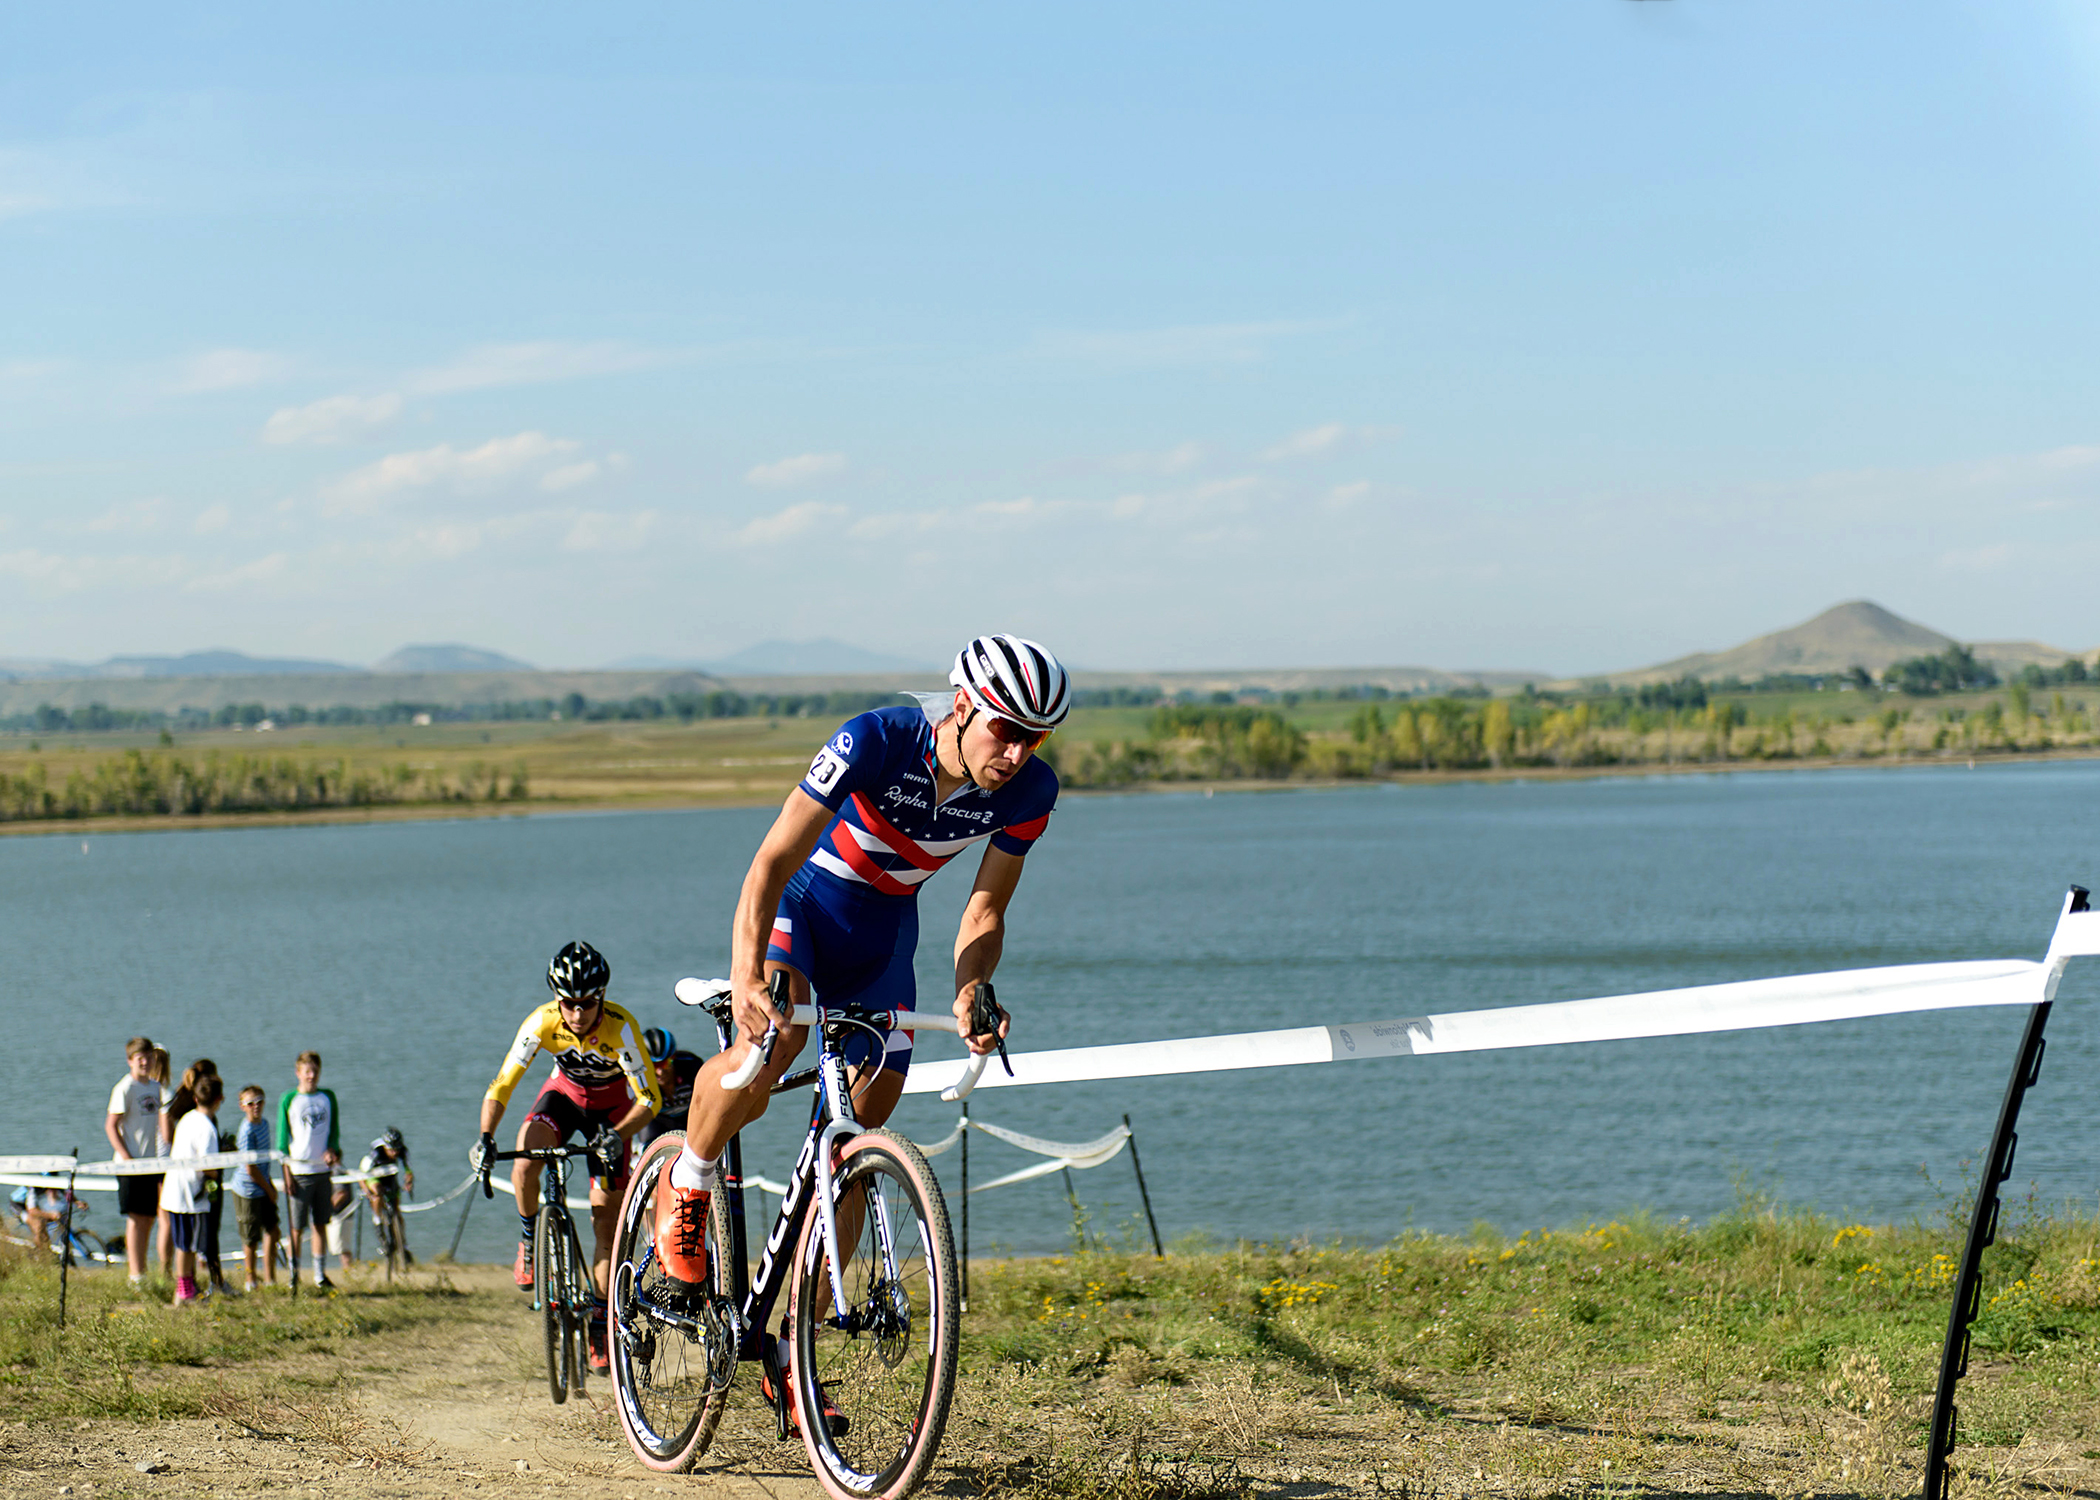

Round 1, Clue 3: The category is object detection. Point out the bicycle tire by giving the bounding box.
[373,1200,398,1282]
[387,1203,411,1277]
[609,1133,736,1472]
[537,1205,572,1405]
[788,1129,958,1500]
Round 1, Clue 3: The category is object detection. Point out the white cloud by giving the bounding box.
[324,431,583,514]
[1263,423,1347,460]
[1260,422,1401,462]
[746,452,847,489]
[562,509,659,551]
[0,549,188,595]
[83,497,169,534]
[735,501,847,546]
[192,503,232,536]
[540,460,601,493]
[174,348,292,393]
[184,552,289,593]
[404,341,675,395]
[262,393,403,446]
[1324,481,1372,510]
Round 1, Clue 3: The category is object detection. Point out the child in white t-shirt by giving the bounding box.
[160,1075,223,1306]
[104,1036,165,1287]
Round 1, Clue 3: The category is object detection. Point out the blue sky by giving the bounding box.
[6,2,2100,674]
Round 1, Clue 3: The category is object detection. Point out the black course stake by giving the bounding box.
[1123,1115,1164,1259]
[58,1148,78,1328]
[1922,884,2081,1500]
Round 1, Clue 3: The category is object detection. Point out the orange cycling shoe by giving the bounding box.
[512,1239,534,1290]
[651,1172,711,1287]
[760,1370,848,1437]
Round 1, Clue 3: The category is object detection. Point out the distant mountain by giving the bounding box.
[1612,601,2086,685]
[0,649,357,681]
[372,644,536,674]
[602,638,935,676]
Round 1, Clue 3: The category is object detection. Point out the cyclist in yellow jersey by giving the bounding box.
[475,941,660,1363]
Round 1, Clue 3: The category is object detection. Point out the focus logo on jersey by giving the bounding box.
[834,731,853,754]
[807,745,849,794]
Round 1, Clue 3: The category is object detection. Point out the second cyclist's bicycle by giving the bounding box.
[608,974,1004,1500]
[478,1143,598,1404]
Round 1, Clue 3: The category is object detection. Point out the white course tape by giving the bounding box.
[904,958,2049,1096]
[487,1175,595,1213]
[971,1143,1130,1195]
[972,1120,1130,1163]
[0,1173,116,1192]
[911,1120,968,1159]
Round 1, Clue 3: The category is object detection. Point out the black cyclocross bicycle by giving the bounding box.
[477,1143,597,1404]
[608,973,1006,1500]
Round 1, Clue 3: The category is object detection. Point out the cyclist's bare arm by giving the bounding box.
[675,790,832,1160]
[728,788,832,1035]
[953,844,1023,1054]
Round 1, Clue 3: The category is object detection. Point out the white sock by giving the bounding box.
[670,1147,719,1193]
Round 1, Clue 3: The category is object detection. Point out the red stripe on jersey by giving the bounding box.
[828,824,918,897]
[1002,812,1050,843]
[768,928,792,951]
[849,793,944,872]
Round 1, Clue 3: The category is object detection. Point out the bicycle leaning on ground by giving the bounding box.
[607,972,1008,1500]
[475,1142,600,1404]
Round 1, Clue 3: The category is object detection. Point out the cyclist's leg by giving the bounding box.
[585,1103,628,1297]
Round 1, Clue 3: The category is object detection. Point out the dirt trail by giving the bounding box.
[0,1266,827,1500]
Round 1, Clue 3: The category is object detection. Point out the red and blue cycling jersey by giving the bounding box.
[771,705,1057,1074]
[796,705,1056,900]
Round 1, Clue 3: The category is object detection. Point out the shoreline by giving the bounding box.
[4,741,2097,839]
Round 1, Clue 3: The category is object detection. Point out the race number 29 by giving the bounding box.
[805,746,849,794]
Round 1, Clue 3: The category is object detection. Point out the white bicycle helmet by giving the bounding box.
[949,634,1072,732]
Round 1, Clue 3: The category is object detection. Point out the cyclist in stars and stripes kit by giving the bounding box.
[652,634,1071,1308]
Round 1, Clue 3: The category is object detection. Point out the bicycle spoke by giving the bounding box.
[610,1135,732,1471]
[792,1132,957,1500]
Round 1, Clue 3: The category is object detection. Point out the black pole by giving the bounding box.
[1922,889,2078,1500]
[448,1174,477,1261]
[1123,1115,1164,1259]
[958,1108,969,1312]
[58,1148,78,1329]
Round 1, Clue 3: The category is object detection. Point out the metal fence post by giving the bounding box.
[1123,1115,1164,1259]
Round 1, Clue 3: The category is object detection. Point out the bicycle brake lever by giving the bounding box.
[970,981,1014,1078]
[722,972,792,1090]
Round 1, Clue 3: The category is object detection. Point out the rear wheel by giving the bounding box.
[537,1207,573,1404]
[609,1133,736,1472]
[789,1129,957,1500]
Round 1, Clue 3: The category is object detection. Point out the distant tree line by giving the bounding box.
[0,749,529,823]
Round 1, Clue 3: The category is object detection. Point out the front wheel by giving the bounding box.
[609,1133,736,1472]
[789,1129,958,1500]
[537,1206,575,1404]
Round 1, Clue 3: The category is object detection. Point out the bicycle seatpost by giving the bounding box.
[722,970,792,1090]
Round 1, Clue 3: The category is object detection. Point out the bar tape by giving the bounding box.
[903,958,2047,1096]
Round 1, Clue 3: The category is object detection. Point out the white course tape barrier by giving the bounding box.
[486,1174,595,1213]
[966,1121,1131,1194]
[905,958,2069,1096]
[901,898,2100,1096]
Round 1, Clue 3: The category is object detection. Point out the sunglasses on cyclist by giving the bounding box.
[556,991,605,1010]
[983,716,1048,750]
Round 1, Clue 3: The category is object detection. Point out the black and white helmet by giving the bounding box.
[547,940,610,1001]
[950,634,1072,732]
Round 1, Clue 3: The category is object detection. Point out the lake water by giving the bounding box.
[9,761,2100,1264]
